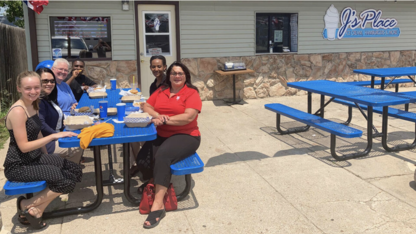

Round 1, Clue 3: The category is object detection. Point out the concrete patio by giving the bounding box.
[1,86,416,233]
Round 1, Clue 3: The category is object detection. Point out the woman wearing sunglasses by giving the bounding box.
[37,68,83,164]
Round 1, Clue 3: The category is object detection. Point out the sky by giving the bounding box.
[0,7,7,16]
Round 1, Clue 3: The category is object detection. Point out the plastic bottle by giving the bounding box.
[269,40,273,53]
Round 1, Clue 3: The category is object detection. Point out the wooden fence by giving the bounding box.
[0,23,27,112]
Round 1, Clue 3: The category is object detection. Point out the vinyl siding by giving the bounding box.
[180,1,416,58]
[35,1,136,62]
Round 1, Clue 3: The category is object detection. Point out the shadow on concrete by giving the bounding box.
[211,99,249,107]
[205,151,269,168]
[409,181,416,192]
[260,117,416,167]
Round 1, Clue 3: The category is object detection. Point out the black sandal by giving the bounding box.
[24,208,48,230]
[16,196,30,225]
[143,209,166,229]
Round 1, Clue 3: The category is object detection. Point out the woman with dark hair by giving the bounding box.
[37,68,83,164]
[4,71,81,229]
[149,55,167,95]
[130,55,168,176]
[136,62,202,229]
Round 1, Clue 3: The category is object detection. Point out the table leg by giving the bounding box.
[224,74,243,105]
[407,75,416,83]
[233,74,236,103]
[43,146,104,219]
[320,95,324,118]
[123,143,141,205]
[381,106,416,152]
[307,92,312,114]
[381,77,385,90]
[371,76,375,89]
[103,145,124,186]
[330,107,373,161]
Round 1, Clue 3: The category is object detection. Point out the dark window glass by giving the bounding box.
[145,35,170,55]
[49,17,112,60]
[256,13,298,53]
[256,15,269,52]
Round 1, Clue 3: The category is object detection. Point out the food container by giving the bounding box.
[88,91,108,99]
[73,106,96,116]
[125,106,140,115]
[64,116,93,130]
[107,107,117,116]
[124,112,152,127]
[121,95,141,102]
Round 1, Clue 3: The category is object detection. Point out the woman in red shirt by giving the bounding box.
[138,62,201,229]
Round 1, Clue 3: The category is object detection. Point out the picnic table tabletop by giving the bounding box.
[353,66,416,77]
[287,80,416,106]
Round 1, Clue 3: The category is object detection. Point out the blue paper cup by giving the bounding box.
[116,103,126,121]
[99,101,108,118]
[110,79,117,90]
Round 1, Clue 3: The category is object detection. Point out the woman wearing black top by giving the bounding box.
[149,55,167,95]
[130,55,168,176]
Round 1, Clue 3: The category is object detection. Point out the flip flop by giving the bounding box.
[143,209,166,229]
[16,196,30,225]
[24,208,48,230]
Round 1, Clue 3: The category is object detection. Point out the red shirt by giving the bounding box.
[147,85,202,138]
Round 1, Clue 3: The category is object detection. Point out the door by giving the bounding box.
[137,4,177,97]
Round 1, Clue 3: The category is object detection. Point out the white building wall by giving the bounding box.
[35,1,136,62]
[180,1,416,58]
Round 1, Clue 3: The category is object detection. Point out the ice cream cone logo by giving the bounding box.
[324,4,339,40]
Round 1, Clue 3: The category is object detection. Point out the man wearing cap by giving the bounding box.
[51,58,78,115]
[64,59,97,102]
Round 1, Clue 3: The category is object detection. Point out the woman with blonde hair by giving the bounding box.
[3,71,82,229]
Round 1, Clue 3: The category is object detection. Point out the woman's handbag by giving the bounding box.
[139,183,177,214]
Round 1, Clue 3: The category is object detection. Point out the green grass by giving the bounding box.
[0,110,9,150]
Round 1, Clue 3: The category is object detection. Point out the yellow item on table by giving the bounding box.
[77,123,115,149]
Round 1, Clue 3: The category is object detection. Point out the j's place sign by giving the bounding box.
[323,4,400,40]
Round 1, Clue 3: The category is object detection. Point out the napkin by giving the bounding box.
[77,123,114,149]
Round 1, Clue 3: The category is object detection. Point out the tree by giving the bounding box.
[0,0,24,28]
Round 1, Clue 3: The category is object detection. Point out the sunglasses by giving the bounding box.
[41,79,55,84]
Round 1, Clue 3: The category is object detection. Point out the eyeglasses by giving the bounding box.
[170,72,185,77]
[41,79,55,84]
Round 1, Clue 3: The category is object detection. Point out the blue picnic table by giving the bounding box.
[353,66,416,90]
[78,88,135,108]
[285,80,416,159]
[44,88,157,219]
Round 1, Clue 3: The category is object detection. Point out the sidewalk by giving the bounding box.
[2,86,416,233]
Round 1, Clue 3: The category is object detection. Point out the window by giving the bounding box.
[256,13,298,53]
[49,17,112,60]
[143,12,171,56]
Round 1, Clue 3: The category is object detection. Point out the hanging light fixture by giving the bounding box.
[122,0,129,11]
